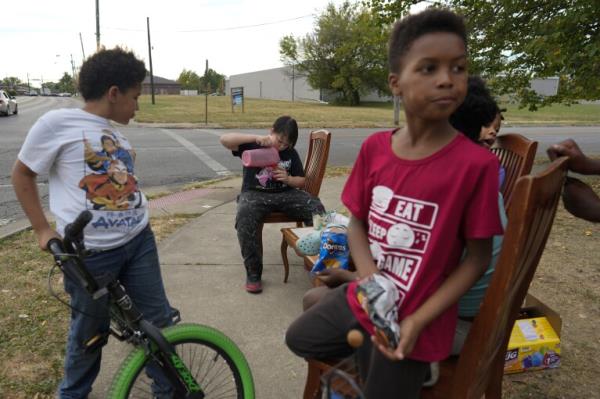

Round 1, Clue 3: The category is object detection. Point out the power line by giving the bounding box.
[105,14,314,33]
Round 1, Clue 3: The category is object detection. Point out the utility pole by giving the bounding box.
[79,32,86,59]
[27,73,30,94]
[95,0,100,50]
[292,64,295,102]
[204,59,208,124]
[70,54,76,79]
[147,17,155,105]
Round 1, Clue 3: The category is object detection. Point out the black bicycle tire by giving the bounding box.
[107,323,255,399]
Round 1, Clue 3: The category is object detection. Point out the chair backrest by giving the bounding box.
[303,129,332,197]
[448,157,567,399]
[491,133,538,209]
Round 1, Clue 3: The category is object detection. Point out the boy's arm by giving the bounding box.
[562,177,600,222]
[219,133,270,151]
[374,238,493,361]
[11,160,59,250]
[347,216,379,277]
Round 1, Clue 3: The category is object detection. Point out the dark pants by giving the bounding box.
[235,189,324,281]
[286,284,430,399]
[59,225,173,399]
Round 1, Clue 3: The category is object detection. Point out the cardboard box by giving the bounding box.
[504,294,562,374]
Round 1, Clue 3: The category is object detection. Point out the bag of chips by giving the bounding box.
[310,224,350,274]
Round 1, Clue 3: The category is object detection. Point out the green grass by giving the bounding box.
[136,95,397,128]
[135,95,600,128]
[501,102,600,125]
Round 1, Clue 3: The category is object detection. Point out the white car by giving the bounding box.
[0,90,18,116]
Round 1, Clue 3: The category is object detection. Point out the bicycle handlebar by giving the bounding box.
[63,210,92,251]
[47,211,100,296]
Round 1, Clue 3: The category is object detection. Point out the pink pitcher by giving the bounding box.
[242,147,280,167]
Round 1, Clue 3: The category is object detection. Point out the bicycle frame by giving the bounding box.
[320,356,365,399]
[48,211,206,399]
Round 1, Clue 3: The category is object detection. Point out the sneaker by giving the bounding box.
[245,279,263,294]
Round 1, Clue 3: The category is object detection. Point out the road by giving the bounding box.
[1,95,599,226]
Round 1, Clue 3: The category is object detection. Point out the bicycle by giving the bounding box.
[47,210,255,398]
[319,330,365,399]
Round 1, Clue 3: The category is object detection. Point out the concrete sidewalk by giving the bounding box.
[90,175,349,398]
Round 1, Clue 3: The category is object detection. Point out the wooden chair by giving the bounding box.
[303,157,568,399]
[491,133,538,210]
[256,129,331,281]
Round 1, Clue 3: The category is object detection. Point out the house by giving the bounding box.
[142,75,181,95]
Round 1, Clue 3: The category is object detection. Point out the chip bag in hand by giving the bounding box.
[356,274,401,348]
[310,224,350,274]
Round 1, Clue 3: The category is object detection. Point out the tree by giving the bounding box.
[1,77,22,89]
[177,69,201,90]
[41,81,58,95]
[56,72,75,93]
[280,2,390,105]
[364,0,600,110]
[199,68,225,94]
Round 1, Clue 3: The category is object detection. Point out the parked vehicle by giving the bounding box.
[0,90,18,116]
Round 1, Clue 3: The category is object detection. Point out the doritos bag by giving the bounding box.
[310,224,350,274]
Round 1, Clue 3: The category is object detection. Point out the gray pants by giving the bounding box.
[286,284,430,398]
[235,189,324,280]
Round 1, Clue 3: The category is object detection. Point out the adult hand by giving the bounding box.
[372,315,423,361]
[315,268,356,288]
[547,139,594,174]
[256,135,274,147]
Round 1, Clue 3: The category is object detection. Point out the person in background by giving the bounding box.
[547,139,600,222]
[220,116,324,293]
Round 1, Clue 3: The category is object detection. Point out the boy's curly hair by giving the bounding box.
[273,116,299,148]
[78,47,146,100]
[449,76,500,142]
[388,8,467,73]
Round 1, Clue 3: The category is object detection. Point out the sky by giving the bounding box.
[2,0,355,87]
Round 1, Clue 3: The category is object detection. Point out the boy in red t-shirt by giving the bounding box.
[286,8,503,398]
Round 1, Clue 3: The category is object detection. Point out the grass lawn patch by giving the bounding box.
[135,95,600,128]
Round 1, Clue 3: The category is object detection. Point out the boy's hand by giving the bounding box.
[372,315,423,361]
[256,135,274,147]
[37,227,61,251]
[272,167,289,183]
[315,268,356,288]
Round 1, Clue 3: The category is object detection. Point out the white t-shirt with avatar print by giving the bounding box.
[18,108,148,250]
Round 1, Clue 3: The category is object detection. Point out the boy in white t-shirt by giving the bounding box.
[12,47,173,399]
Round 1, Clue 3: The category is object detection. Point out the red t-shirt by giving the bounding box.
[342,130,503,362]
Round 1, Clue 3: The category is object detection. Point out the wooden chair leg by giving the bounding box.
[304,360,323,399]
[485,355,504,399]
[281,235,289,283]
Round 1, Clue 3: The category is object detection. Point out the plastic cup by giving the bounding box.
[241,147,280,167]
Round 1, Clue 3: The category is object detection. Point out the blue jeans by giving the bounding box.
[58,224,173,399]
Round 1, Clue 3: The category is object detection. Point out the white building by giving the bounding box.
[225,66,390,103]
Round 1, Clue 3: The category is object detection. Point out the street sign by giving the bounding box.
[231,87,244,112]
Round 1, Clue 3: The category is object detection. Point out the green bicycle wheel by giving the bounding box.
[108,323,255,399]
